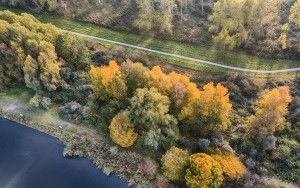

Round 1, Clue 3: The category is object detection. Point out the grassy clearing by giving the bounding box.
[1,7,300,77]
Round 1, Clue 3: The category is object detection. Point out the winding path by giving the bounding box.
[64,30,300,74]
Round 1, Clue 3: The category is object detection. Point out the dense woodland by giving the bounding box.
[0,11,299,188]
[3,0,300,58]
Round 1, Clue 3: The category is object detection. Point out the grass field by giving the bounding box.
[1,7,300,76]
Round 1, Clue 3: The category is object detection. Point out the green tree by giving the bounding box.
[120,60,149,96]
[134,0,176,34]
[127,87,179,150]
[161,146,189,181]
[55,33,90,71]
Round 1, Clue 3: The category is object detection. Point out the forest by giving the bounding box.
[2,0,300,59]
[0,10,299,188]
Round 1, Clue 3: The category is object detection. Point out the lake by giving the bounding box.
[0,117,129,188]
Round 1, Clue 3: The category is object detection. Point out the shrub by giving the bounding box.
[261,135,277,151]
[109,112,138,148]
[211,149,246,180]
[59,102,88,124]
[161,146,189,181]
[29,95,52,109]
[185,153,224,188]
[138,158,158,179]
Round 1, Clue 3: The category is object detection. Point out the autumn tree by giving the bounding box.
[90,60,127,101]
[209,0,282,52]
[280,0,300,52]
[180,82,232,136]
[211,149,246,180]
[127,87,179,150]
[185,153,224,188]
[144,66,201,115]
[109,111,138,148]
[248,87,292,136]
[161,146,189,181]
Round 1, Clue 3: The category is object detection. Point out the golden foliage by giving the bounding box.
[185,153,224,188]
[161,146,189,181]
[90,60,127,101]
[180,82,232,134]
[199,83,232,131]
[109,112,138,148]
[211,149,246,180]
[248,86,292,135]
[289,0,300,24]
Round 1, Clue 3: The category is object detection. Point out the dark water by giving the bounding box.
[0,117,129,188]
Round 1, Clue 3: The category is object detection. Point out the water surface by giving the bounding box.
[0,117,129,188]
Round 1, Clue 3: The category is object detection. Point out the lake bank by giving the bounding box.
[0,87,153,187]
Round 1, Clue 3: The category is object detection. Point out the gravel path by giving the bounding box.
[64,30,300,74]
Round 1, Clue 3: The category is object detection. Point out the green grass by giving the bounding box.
[1,7,300,76]
[0,84,34,103]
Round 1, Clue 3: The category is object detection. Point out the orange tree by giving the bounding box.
[90,60,127,101]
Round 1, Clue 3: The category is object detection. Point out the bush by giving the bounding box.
[109,112,138,148]
[261,135,277,151]
[59,102,88,124]
[138,158,158,179]
[185,153,224,188]
[161,146,189,181]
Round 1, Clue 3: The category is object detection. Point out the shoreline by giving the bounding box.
[0,102,153,187]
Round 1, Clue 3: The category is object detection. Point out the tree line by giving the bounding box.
[2,0,300,57]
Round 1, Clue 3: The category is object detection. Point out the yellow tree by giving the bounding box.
[90,60,127,101]
[180,82,232,135]
[248,86,292,136]
[185,153,224,188]
[109,111,138,148]
[280,0,300,50]
[211,149,246,180]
